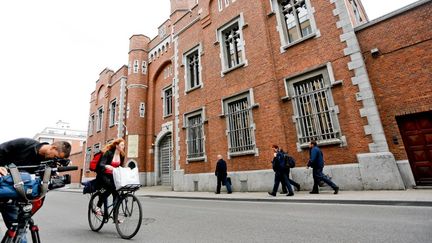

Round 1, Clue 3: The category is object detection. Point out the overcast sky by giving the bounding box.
[0,0,419,142]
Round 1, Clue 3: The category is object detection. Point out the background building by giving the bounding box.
[34,120,87,186]
[84,0,432,191]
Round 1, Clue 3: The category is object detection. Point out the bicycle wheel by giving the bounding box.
[114,194,142,239]
[88,192,106,232]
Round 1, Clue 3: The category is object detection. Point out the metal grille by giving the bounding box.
[159,134,172,186]
[293,75,339,144]
[226,98,255,153]
[187,50,200,89]
[281,0,312,43]
[223,23,243,68]
[186,114,204,159]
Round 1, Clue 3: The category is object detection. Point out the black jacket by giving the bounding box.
[97,149,125,173]
[215,159,227,178]
[0,138,46,167]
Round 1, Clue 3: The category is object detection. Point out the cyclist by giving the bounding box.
[94,138,125,216]
[0,138,71,243]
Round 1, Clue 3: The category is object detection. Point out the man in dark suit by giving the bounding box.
[307,140,339,194]
[215,155,232,194]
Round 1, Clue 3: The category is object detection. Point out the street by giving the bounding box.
[27,191,432,243]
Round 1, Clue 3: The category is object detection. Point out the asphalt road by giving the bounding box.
[26,191,432,243]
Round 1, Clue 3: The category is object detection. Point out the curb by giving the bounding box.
[139,195,432,207]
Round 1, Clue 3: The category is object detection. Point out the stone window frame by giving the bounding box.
[221,89,259,157]
[88,113,95,136]
[162,85,173,118]
[93,143,101,154]
[85,147,92,172]
[183,44,203,93]
[133,60,139,73]
[109,99,117,127]
[141,61,147,74]
[349,0,363,25]
[216,13,248,76]
[96,106,104,133]
[139,102,145,118]
[183,108,207,163]
[283,65,344,149]
[271,0,319,52]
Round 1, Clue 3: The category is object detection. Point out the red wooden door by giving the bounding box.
[397,111,432,185]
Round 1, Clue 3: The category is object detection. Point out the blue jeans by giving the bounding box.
[1,203,27,243]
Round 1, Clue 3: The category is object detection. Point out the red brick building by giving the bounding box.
[84,0,432,191]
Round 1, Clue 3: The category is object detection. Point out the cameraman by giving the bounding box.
[0,138,71,243]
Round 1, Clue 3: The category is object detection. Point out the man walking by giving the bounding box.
[307,140,339,194]
[215,155,232,194]
[268,145,294,196]
[280,149,300,193]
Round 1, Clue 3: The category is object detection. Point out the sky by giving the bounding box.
[0,0,419,142]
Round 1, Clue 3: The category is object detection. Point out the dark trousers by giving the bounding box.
[272,172,293,194]
[312,167,338,192]
[97,173,118,207]
[216,176,232,193]
[282,168,299,193]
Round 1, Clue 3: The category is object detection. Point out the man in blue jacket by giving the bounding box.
[307,140,339,194]
[268,145,294,196]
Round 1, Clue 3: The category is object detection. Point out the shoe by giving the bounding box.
[94,207,103,216]
[227,191,232,194]
[215,192,220,194]
[334,187,339,194]
[309,191,319,194]
[268,192,276,197]
[295,185,301,192]
[281,192,287,195]
[287,193,294,196]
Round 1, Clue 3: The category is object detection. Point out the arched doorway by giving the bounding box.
[158,133,172,186]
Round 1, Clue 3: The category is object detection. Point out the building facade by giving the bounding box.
[33,120,87,186]
[84,0,432,191]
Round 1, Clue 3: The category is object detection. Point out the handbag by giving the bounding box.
[112,167,140,190]
[0,172,41,199]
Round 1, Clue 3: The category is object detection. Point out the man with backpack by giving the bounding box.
[268,144,294,197]
[280,149,300,193]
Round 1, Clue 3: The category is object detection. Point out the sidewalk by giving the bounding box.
[62,186,432,207]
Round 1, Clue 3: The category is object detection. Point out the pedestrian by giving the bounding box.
[280,149,300,193]
[268,145,294,197]
[215,155,232,194]
[307,140,339,194]
[0,138,71,243]
[94,138,126,215]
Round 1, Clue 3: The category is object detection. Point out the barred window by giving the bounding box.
[217,15,247,74]
[287,68,341,146]
[109,100,117,126]
[163,87,173,117]
[185,112,205,160]
[96,107,103,132]
[272,0,316,48]
[224,95,256,155]
[185,47,201,91]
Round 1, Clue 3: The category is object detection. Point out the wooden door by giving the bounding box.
[397,111,432,185]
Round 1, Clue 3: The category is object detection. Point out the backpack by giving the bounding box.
[89,151,103,172]
[283,153,296,168]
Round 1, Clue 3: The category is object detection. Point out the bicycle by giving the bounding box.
[0,159,78,243]
[87,184,142,239]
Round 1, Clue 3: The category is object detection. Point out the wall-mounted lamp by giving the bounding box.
[371,48,381,58]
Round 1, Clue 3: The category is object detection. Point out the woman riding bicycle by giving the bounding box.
[94,138,125,216]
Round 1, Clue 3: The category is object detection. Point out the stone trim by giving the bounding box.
[330,0,389,153]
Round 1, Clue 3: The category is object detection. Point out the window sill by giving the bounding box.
[299,138,342,149]
[222,62,245,76]
[187,156,205,162]
[282,33,317,51]
[163,114,173,119]
[229,150,256,157]
[185,85,202,94]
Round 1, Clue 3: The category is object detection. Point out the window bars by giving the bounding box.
[226,98,255,153]
[186,114,204,159]
[293,75,338,144]
[281,0,313,43]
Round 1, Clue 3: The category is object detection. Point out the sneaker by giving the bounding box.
[94,207,103,216]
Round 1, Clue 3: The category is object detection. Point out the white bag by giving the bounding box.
[112,167,140,190]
